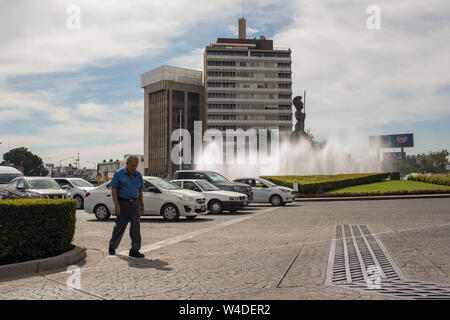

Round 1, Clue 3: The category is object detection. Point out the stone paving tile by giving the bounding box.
[0,199,449,300]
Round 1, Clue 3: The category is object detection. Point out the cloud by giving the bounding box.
[166,48,204,71]
[273,0,450,141]
[227,24,259,36]
[0,0,241,77]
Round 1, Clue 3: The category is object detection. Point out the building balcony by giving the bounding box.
[206,66,291,72]
[206,76,292,82]
[207,109,293,114]
[207,98,293,104]
[206,55,291,62]
[206,87,292,93]
[207,119,293,126]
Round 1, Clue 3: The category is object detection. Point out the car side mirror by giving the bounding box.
[62,185,71,190]
[261,184,268,188]
[17,186,24,191]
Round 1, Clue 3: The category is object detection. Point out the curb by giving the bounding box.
[295,194,450,202]
[0,246,86,282]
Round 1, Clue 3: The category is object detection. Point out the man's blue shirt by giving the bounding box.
[110,167,144,199]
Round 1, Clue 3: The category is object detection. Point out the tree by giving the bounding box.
[1,147,49,176]
[416,149,449,173]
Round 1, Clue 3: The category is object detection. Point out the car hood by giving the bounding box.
[27,189,68,195]
[203,190,247,197]
[279,187,294,192]
[166,189,204,198]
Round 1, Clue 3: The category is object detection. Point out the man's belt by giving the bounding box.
[118,197,138,202]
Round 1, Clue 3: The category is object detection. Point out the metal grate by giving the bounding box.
[326,225,450,300]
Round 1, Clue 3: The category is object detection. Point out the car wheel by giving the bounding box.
[94,204,111,221]
[74,195,84,209]
[208,199,223,214]
[270,195,283,206]
[161,204,180,221]
[186,216,197,220]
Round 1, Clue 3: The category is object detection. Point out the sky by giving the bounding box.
[0,0,449,169]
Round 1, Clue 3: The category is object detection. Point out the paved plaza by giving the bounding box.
[1,198,449,300]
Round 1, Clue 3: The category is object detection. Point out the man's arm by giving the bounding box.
[139,189,144,215]
[112,188,120,215]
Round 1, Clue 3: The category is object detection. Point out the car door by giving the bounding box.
[254,179,271,202]
[5,180,20,199]
[15,179,26,198]
[142,181,163,214]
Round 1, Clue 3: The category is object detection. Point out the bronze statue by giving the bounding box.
[292,95,306,140]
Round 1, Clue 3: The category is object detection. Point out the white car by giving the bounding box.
[0,166,24,199]
[233,177,296,206]
[171,179,248,214]
[54,177,96,209]
[84,176,207,221]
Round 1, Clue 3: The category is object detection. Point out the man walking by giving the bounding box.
[108,155,145,258]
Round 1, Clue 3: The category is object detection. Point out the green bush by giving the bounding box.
[0,199,76,265]
[261,173,390,194]
[407,174,450,186]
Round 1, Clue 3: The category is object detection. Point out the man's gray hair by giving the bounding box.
[126,155,140,164]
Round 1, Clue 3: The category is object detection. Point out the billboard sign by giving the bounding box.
[369,133,414,148]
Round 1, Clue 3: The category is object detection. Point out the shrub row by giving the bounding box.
[262,173,390,194]
[0,199,76,265]
[407,174,450,186]
[317,189,450,197]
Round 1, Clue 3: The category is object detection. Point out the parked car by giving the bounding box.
[172,170,253,201]
[54,177,96,209]
[171,179,248,214]
[84,176,207,221]
[2,176,70,200]
[233,177,296,206]
[0,166,24,199]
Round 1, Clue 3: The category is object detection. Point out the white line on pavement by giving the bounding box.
[116,206,279,256]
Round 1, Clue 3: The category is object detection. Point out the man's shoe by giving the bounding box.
[109,247,115,255]
[129,250,145,258]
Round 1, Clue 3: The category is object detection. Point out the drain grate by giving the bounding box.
[326,225,450,300]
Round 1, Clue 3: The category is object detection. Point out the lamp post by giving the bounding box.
[59,156,75,176]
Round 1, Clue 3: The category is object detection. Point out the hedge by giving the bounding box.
[407,174,450,186]
[0,199,76,265]
[261,173,391,194]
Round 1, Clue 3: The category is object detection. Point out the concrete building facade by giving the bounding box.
[204,18,293,140]
[141,66,205,179]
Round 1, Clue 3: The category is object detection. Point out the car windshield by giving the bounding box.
[148,178,180,190]
[207,172,228,182]
[0,174,23,184]
[258,178,277,187]
[197,180,220,191]
[27,179,62,190]
[70,178,94,187]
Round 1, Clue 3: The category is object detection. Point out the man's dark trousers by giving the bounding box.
[109,199,141,252]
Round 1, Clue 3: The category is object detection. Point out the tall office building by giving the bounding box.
[141,65,205,178]
[204,17,293,140]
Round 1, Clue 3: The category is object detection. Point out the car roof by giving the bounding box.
[171,179,205,182]
[0,166,23,174]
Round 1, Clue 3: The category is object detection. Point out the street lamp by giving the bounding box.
[59,156,75,176]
